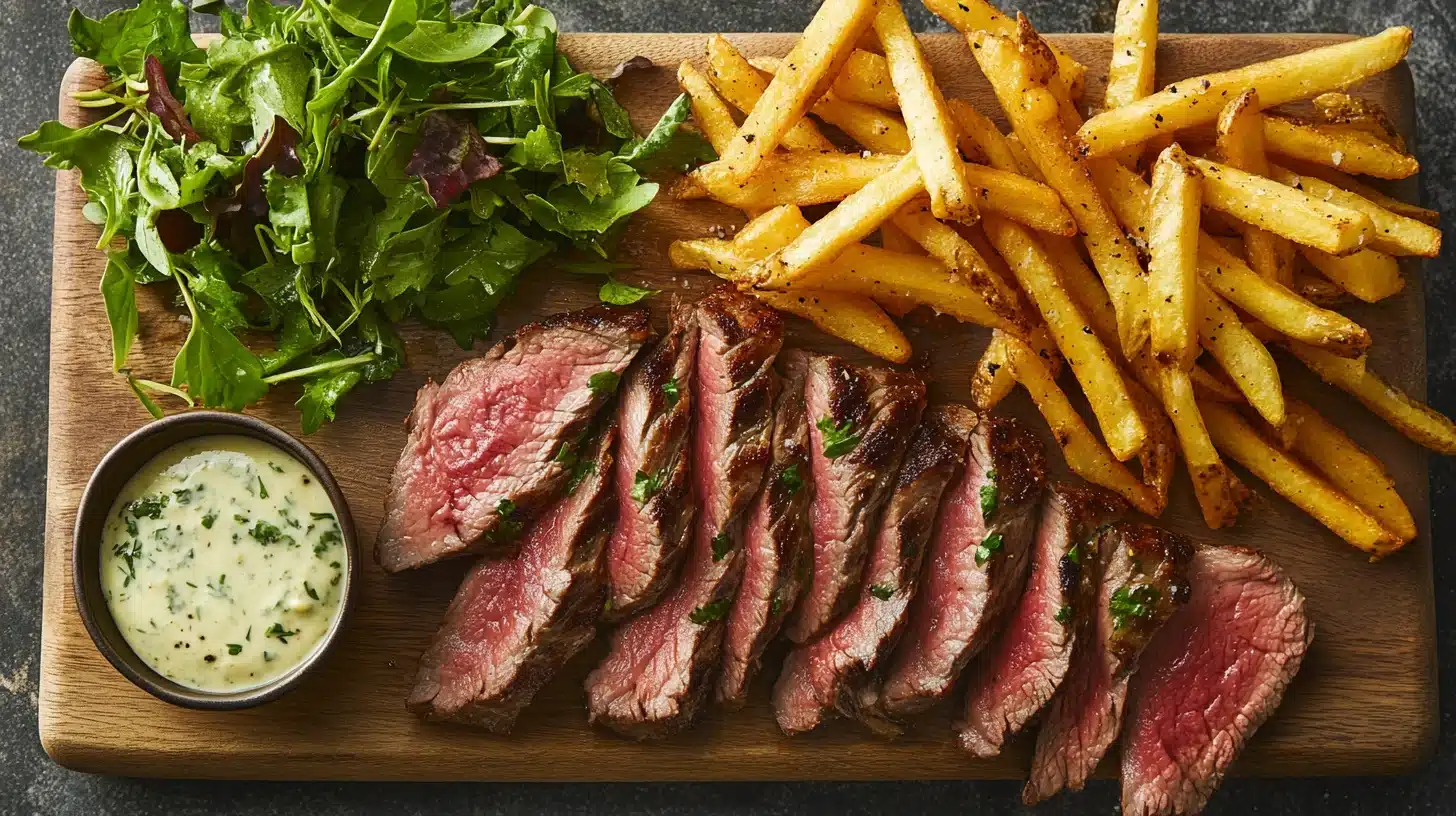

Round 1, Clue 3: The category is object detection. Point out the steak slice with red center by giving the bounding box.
[605,304,700,620]
[1023,522,1194,804]
[585,290,782,738]
[718,350,815,708]
[877,415,1046,719]
[1121,546,1311,816]
[773,405,977,736]
[783,355,926,644]
[956,484,1129,758]
[377,306,651,573]
[405,420,618,732]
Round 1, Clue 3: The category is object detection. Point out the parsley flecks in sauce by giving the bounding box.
[99,436,345,693]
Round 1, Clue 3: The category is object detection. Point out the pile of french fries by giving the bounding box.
[666,0,1452,560]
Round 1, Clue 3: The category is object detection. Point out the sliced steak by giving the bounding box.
[773,405,977,735]
[585,290,782,738]
[877,415,1046,718]
[1121,546,1312,816]
[406,420,618,732]
[718,351,815,708]
[956,484,1129,758]
[377,306,651,573]
[1023,522,1194,804]
[783,355,926,644]
[605,304,700,619]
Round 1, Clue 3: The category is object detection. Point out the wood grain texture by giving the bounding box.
[40,32,1435,781]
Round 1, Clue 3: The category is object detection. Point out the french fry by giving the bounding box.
[1105,0,1158,166]
[1196,282,1284,426]
[945,100,1078,236]
[1158,366,1247,528]
[1292,268,1349,306]
[1190,156,1374,255]
[1268,165,1441,257]
[702,35,836,152]
[879,219,922,255]
[733,205,812,259]
[677,61,739,154]
[1285,398,1417,542]
[970,30,1151,356]
[1076,27,1413,158]
[874,0,977,222]
[756,289,912,363]
[1005,334,1162,515]
[1280,159,1439,226]
[1215,89,1293,285]
[972,331,1015,410]
[1147,144,1202,369]
[673,152,900,208]
[1285,342,1456,455]
[749,153,924,290]
[1312,92,1405,150]
[1262,115,1419,180]
[922,0,1088,100]
[1190,362,1245,402]
[750,55,913,154]
[1300,246,1404,303]
[718,0,879,182]
[890,200,1031,335]
[1200,400,1405,558]
[834,49,898,110]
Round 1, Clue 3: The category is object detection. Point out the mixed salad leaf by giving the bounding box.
[23,0,713,431]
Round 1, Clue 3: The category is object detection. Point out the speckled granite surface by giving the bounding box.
[2,1,1452,813]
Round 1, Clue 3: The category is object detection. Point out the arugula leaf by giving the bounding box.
[297,355,367,434]
[619,93,716,174]
[306,0,420,147]
[100,252,139,371]
[171,277,269,410]
[599,278,658,306]
[68,0,198,76]
[816,416,861,459]
[19,120,136,246]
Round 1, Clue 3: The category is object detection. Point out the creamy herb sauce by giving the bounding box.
[100,436,346,692]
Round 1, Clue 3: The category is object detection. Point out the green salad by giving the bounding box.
[22,0,713,430]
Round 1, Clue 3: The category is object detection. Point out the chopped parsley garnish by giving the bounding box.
[309,512,336,522]
[112,539,142,587]
[1054,605,1072,624]
[974,532,1005,566]
[249,521,288,546]
[662,377,681,407]
[126,494,168,519]
[816,416,862,459]
[980,469,998,521]
[201,512,217,529]
[1066,543,1080,564]
[869,583,895,601]
[227,643,243,656]
[769,594,784,617]
[304,581,319,601]
[588,371,621,397]
[631,469,666,505]
[1110,584,1160,630]
[711,531,733,562]
[778,463,805,494]
[688,598,732,625]
[264,622,298,644]
[314,527,342,557]
[492,499,523,541]
[256,476,268,499]
[172,488,192,506]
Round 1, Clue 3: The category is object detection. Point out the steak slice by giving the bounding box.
[1023,522,1194,804]
[956,483,1129,758]
[717,351,815,708]
[377,306,652,573]
[878,415,1046,718]
[783,355,926,644]
[1121,546,1312,816]
[605,304,700,619]
[405,420,618,732]
[585,290,782,738]
[773,405,977,735]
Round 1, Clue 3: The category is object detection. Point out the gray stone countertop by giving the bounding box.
[2,1,1453,813]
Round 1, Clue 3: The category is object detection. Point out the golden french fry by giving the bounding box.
[1262,115,1419,180]
[702,35,836,152]
[922,0,1087,100]
[879,219,922,255]
[1105,0,1158,167]
[756,288,912,363]
[1076,27,1413,158]
[1190,362,1245,402]
[890,200,1030,335]
[1300,246,1404,303]
[1268,165,1440,257]
[674,151,899,209]
[1200,400,1405,558]
[970,30,1150,357]
[1281,160,1438,226]
[1190,156,1374,255]
[718,0,879,181]
[1195,282,1284,427]
[749,153,924,290]
[1292,268,1349,306]
[1312,92,1403,146]
[972,331,1015,411]
[1215,89,1293,285]
[750,55,913,154]
[834,49,898,110]
[1147,144,1202,369]
[677,61,739,154]
[1006,334,1162,516]
[1284,398,1417,543]
[1285,342,1456,455]
[945,100,1078,236]
[873,0,977,222]
[733,205,812,259]
[1158,366,1247,528]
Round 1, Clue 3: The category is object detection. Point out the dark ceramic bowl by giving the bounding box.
[73,411,358,710]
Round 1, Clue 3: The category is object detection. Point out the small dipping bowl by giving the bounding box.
[73,411,358,710]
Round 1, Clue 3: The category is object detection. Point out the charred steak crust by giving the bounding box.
[785,356,927,644]
[1121,546,1312,816]
[1023,522,1194,804]
[877,414,1046,719]
[606,304,700,620]
[377,305,651,573]
[585,290,783,739]
[406,420,619,733]
[773,405,977,736]
[718,351,815,708]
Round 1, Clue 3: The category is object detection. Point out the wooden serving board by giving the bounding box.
[41,32,1435,781]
